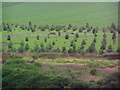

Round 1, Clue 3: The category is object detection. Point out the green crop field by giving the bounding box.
[3,2,118,27]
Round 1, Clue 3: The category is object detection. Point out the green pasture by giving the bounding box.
[3,2,118,27]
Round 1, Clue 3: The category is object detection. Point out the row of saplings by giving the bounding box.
[6,28,118,54]
[6,36,116,54]
[2,22,119,35]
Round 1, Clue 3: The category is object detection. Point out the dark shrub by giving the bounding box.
[97,72,120,88]
[90,69,97,75]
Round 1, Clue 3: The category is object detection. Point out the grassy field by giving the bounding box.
[3,2,118,27]
[2,2,119,88]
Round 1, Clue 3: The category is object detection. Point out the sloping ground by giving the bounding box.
[2,54,119,88]
[2,53,118,82]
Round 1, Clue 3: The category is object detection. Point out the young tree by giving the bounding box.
[34,44,39,52]
[74,38,77,42]
[68,48,73,54]
[25,37,29,42]
[8,43,13,51]
[73,27,77,31]
[73,44,77,54]
[31,28,35,32]
[58,32,61,36]
[75,33,79,38]
[7,35,11,41]
[79,28,83,33]
[87,42,96,53]
[20,40,24,46]
[107,45,113,53]
[62,47,67,53]
[112,32,116,40]
[81,40,86,45]
[18,45,25,53]
[37,35,40,40]
[103,27,106,33]
[94,33,97,38]
[99,49,104,54]
[44,38,47,42]
[52,41,55,45]
[68,24,72,29]
[109,27,114,33]
[48,43,53,52]
[87,27,91,32]
[8,43,13,49]
[93,38,97,43]
[86,23,89,28]
[42,28,45,31]
[78,45,85,54]
[25,43,29,51]
[70,40,74,47]
[48,35,50,38]
[29,21,32,26]
[103,33,107,38]
[65,34,69,39]
[111,23,117,30]
[56,48,61,53]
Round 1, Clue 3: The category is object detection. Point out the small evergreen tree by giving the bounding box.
[34,44,39,52]
[25,37,29,41]
[52,41,55,45]
[7,35,11,41]
[44,38,47,42]
[58,32,61,36]
[65,34,69,39]
[68,48,73,53]
[86,23,89,28]
[75,33,79,38]
[107,45,113,53]
[37,35,40,40]
[29,21,32,26]
[18,45,25,53]
[25,43,29,51]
